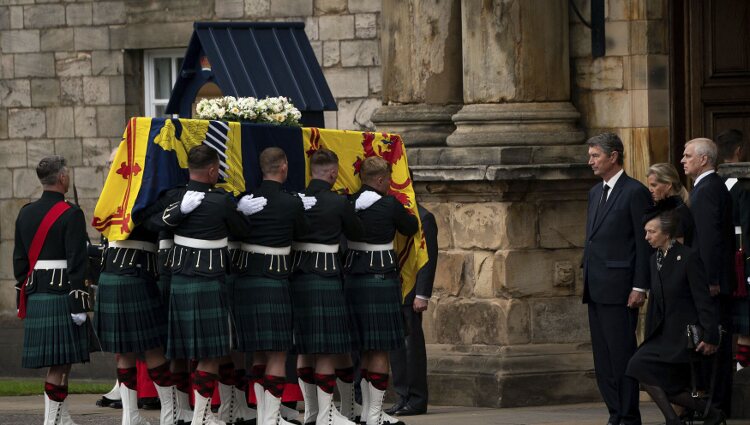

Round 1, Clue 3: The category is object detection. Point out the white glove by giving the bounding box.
[71,313,87,326]
[355,190,381,211]
[238,195,267,215]
[298,193,317,210]
[180,190,205,214]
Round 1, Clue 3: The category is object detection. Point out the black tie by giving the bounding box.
[594,184,609,223]
[599,184,610,209]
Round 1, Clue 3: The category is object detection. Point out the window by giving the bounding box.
[144,49,185,117]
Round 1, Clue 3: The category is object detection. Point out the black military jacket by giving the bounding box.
[101,225,159,281]
[137,180,252,278]
[345,185,419,274]
[237,180,308,279]
[13,191,90,313]
[292,179,364,277]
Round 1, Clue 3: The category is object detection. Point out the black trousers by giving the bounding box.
[702,294,733,415]
[588,302,641,425]
[389,304,428,411]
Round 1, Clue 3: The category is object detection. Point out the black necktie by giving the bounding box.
[594,184,609,223]
[599,184,610,209]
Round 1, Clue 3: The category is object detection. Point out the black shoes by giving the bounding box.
[392,404,426,416]
[95,395,122,409]
[385,400,407,416]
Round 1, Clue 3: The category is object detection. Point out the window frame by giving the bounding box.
[143,49,185,117]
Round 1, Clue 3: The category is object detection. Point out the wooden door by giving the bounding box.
[671,0,750,162]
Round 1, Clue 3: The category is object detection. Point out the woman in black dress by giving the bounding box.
[646,163,695,246]
[626,208,722,425]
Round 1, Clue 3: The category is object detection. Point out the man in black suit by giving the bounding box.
[682,137,736,415]
[583,133,652,425]
[716,129,750,367]
[386,204,438,417]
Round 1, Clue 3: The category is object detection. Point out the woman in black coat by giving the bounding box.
[626,208,722,425]
[646,163,696,246]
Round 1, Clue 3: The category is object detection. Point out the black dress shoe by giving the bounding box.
[385,399,407,416]
[95,395,122,409]
[394,404,427,416]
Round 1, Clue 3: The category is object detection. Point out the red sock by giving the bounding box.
[173,372,190,394]
[44,382,68,402]
[297,367,315,385]
[147,362,172,387]
[193,371,218,399]
[117,367,137,390]
[335,367,355,384]
[315,373,336,394]
[367,372,389,391]
[219,363,236,386]
[262,375,286,398]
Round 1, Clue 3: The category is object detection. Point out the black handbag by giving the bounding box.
[686,324,703,350]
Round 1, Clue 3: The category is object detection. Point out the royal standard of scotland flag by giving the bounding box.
[93,117,428,299]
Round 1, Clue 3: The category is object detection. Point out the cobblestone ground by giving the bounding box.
[4,394,750,425]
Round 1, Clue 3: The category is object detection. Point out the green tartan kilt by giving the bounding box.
[23,293,90,368]
[94,273,167,354]
[225,273,238,349]
[157,275,171,306]
[167,275,230,360]
[344,274,405,351]
[734,297,750,336]
[232,275,293,352]
[290,273,352,354]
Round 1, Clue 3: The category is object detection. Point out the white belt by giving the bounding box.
[109,240,157,253]
[34,260,67,270]
[347,241,393,251]
[159,239,174,250]
[228,241,242,250]
[174,235,228,249]
[241,244,291,255]
[292,242,339,254]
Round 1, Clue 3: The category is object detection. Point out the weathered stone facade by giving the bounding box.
[0,0,692,410]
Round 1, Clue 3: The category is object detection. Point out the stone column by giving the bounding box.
[446,0,583,147]
[370,0,462,146]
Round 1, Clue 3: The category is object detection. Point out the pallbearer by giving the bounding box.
[137,145,266,425]
[94,220,173,425]
[233,147,312,425]
[344,156,418,425]
[14,156,91,425]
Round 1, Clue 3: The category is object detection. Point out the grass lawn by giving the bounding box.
[0,379,112,397]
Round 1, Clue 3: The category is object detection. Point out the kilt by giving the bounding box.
[733,298,750,336]
[344,274,405,351]
[233,275,293,352]
[94,273,167,354]
[290,273,352,354]
[23,293,90,368]
[225,272,238,350]
[167,275,230,360]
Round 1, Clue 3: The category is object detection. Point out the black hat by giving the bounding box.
[641,196,680,225]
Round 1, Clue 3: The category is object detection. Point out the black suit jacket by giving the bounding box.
[583,172,653,305]
[726,177,750,255]
[404,205,438,306]
[643,243,718,363]
[690,172,735,294]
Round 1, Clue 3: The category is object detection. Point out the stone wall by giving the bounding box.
[570,0,670,182]
[0,0,383,314]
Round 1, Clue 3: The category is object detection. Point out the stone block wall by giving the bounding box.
[0,0,383,315]
[416,178,593,350]
[570,0,670,182]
